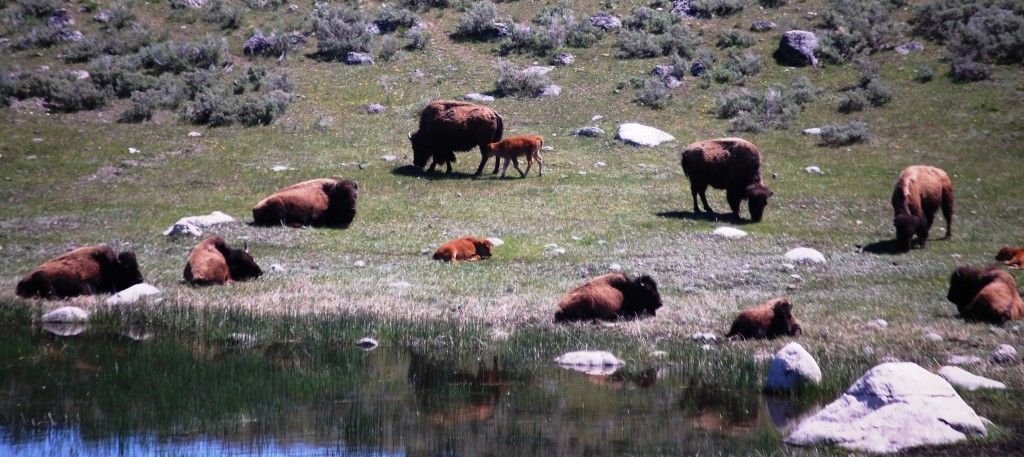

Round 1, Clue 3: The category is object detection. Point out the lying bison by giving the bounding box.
[681,137,773,222]
[409,100,504,174]
[726,297,802,340]
[252,178,358,228]
[996,246,1024,268]
[892,165,953,252]
[947,265,1023,324]
[16,245,144,299]
[183,236,262,286]
[482,135,544,178]
[554,272,662,323]
[433,237,493,262]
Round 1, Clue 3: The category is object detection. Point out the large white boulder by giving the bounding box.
[765,342,822,391]
[786,362,987,453]
[938,366,1006,391]
[163,211,235,236]
[105,283,161,305]
[615,123,675,147]
[785,247,826,264]
[42,306,89,323]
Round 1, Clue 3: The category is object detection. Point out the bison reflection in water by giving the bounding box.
[407,352,512,424]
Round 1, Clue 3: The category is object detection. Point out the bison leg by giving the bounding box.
[726,188,743,219]
[522,156,533,178]
[941,189,953,239]
[511,157,526,178]
[536,153,543,177]
[474,155,490,176]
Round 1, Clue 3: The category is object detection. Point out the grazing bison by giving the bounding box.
[554,272,662,323]
[891,165,953,252]
[481,135,544,178]
[726,297,802,340]
[16,245,144,299]
[183,236,262,286]
[252,178,358,228]
[433,237,493,262]
[409,100,504,174]
[681,137,773,222]
[947,266,1024,324]
[996,246,1024,268]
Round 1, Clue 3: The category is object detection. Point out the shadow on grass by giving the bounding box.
[656,211,755,225]
[390,165,478,181]
[857,238,905,255]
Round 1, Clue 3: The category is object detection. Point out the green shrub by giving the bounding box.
[716,29,755,49]
[107,0,137,30]
[236,90,292,126]
[184,87,237,126]
[15,0,60,18]
[661,24,701,58]
[634,77,672,109]
[0,71,50,102]
[566,20,604,48]
[455,1,500,40]
[912,0,1024,64]
[247,65,267,89]
[405,28,430,50]
[759,0,788,7]
[950,57,993,82]
[119,89,160,122]
[623,6,677,34]
[863,79,893,106]
[202,0,247,30]
[137,38,225,74]
[690,0,748,18]
[533,1,573,26]
[402,0,448,11]
[310,4,374,59]
[818,0,904,64]
[87,55,160,97]
[379,35,401,60]
[617,30,661,58]
[915,64,935,82]
[376,5,419,33]
[838,89,867,112]
[42,77,111,112]
[820,121,870,146]
[499,22,556,56]
[181,69,222,99]
[716,77,816,132]
[244,0,285,10]
[494,61,551,98]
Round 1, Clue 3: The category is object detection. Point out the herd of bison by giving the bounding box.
[13,100,1024,335]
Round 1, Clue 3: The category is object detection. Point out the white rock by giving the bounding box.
[389,281,412,289]
[866,319,888,330]
[188,131,202,137]
[524,65,555,75]
[802,127,823,136]
[702,344,712,351]
[784,248,826,264]
[595,161,607,168]
[163,222,203,237]
[614,123,676,147]
[42,306,89,323]
[989,344,1017,364]
[938,366,1006,391]
[270,263,285,272]
[105,284,161,305]
[609,263,623,272]
[591,115,603,121]
[380,155,397,162]
[43,322,87,336]
[486,237,504,247]
[713,226,748,239]
[353,261,366,268]
[924,331,943,342]
[946,355,982,366]
[551,248,566,255]
[765,342,822,391]
[692,332,717,343]
[356,337,379,350]
[463,93,495,102]
[271,164,292,171]
[129,147,140,154]
[650,350,668,359]
[163,211,235,235]
[786,362,987,453]
[555,350,625,368]
[804,166,823,174]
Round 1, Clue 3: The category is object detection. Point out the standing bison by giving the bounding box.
[252,178,358,228]
[892,165,953,252]
[16,245,144,299]
[554,272,663,323]
[681,138,773,222]
[726,297,802,340]
[409,100,504,175]
[183,236,262,286]
[947,265,1023,324]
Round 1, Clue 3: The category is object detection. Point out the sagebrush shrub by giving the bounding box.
[838,89,868,112]
[950,57,993,82]
[493,61,551,97]
[311,4,374,59]
[716,29,755,49]
[617,30,661,58]
[42,76,111,112]
[499,22,557,56]
[402,0,448,11]
[455,1,500,40]
[245,0,285,10]
[818,0,904,64]
[405,28,430,50]
[661,24,701,58]
[566,20,603,48]
[820,121,870,146]
[184,87,237,126]
[716,77,816,132]
[236,90,292,126]
[634,77,672,109]
[137,38,225,74]
[623,6,677,34]
[379,36,401,60]
[915,64,935,82]
[202,0,246,30]
[106,1,137,30]
[690,0,749,18]
[376,5,418,33]
[912,0,1024,64]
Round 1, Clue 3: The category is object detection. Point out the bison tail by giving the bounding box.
[493,114,504,142]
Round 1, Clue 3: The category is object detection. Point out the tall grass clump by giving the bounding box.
[454,1,500,40]
[716,77,816,132]
[493,61,551,98]
[817,0,904,64]
[310,4,375,59]
[819,120,871,146]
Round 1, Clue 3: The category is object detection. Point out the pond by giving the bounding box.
[0,324,822,456]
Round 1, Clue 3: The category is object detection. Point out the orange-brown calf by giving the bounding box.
[184,236,262,286]
[726,297,802,340]
[432,237,493,262]
[996,246,1024,268]
[481,135,544,178]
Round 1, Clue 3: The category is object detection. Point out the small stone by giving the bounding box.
[551,248,566,255]
[595,161,607,168]
[751,21,776,32]
[129,147,139,154]
[105,284,161,305]
[866,319,888,330]
[692,332,717,343]
[344,52,374,65]
[354,260,365,268]
[802,127,823,136]
[781,263,796,271]
[486,237,504,247]
[356,337,379,350]
[271,164,291,172]
[609,263,623,272]
[784,248,826,264]
[650,350,668,359]
[938,366,1006,391]
[588,12,622,31]
[380,155,397,162]
[572,126,605,137]
[790,274,803,282]
[551,52,575,66]
[365,103,385,114]
[805,166,823,174]
[947,355,982,366]
[555,350,624,367]
[536,85,561,97]
[683,286,700,294]
[895,41,924,55]
[591,115,603,121]
[463,93,495,102]
[270,263,285,272]
[32,138,43,143]
[702,344,712,351]
[989,344,1017,364]
[713,227,748,239]
[188,131,202,137]
[924,331,943,342]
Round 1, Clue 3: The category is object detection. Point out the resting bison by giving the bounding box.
[433,237,493,262]
[996,247,1024,268]
[554,272,662,323]
[892,165,953,252]
[681,138,773,222]
[16,245,144,299]
[409,100,504,174]
[252,178,358,228]
[726,297,802,340]
[184,236,262,286]
[947,266,1024,324]
[482,135,544,178]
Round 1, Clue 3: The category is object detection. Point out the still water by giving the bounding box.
[0,325,818,456]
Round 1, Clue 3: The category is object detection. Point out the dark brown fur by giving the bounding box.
[681,138,773,222]
[252,178,357,228]
[892,165,953,252]
[996,247,1024,268]
[481,135,544,178]
[15,246,143,299]
[947,265,1024,324]
[409,100,504,174]
[726,297,802,340]
[554,273,662,323]
[183,236,262,286]
[432,237,493,262]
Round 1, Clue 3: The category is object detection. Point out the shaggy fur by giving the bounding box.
[681,138,773,222]
[183,236,262,286]
[409,100,504,174]
[892,165,953,252]
[15,246,143,299]
[252,178,358,228]
[996,246,1024,268]
[432,237,493,262]
[554,273,663,323]
[726,297,802,340]
[947,265,1024,324]
[481,135,544,178]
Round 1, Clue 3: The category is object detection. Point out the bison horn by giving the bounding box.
[407,132,412,140]
[244,240,248,252]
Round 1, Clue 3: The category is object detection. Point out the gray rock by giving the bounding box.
[365,23,380,35]
[364,103,385,114]
[551,52,575,66]
[105,284,161,305]
[344,52,374,65]
[42,306,90,323]
[751,21,776,32]
[765,342,822,391]
[379,155,397,162]
[947,355,982,366]
[692,332,717,343]
[572,126,605,137]
[690,61,706,76]
[54,29,85,43]
[354,260,366,268]
[652,65,674,77]
[589,12,622,31]
[94,11,112,23]
[608,263,623,272]
[866,319,888,330]
[938,366,1006,391]
[784,247,826,264]
[670,1,699,20]
[615,123,676,147]
[664,75,682,88]
[802,127,823,136]
[288,4,299,13]
[895,41,924,55]
[69,70,90,80]
[43,322,87,336]
[536,85,561,97]
[524,65,554,76]
[47,10,75,27]
[775,30,819,67]
[786,362,988,453]
[463,93,494,102]
[989,344,1017,364]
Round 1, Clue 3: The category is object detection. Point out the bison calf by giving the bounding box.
[554,273,663,323]
[996,247,1024,268]
[16,245,144,299]
[681,138,773,222]
[433,237,493,262]
[184,236,262,286]
[726,297,802,340]
[947,266,1024,324]
[892,165,953,252]
[480,135,544,178]
[252,178,358,228]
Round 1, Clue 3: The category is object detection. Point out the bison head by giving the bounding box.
[473,239,494,259]
[894,214,927,252]
[946,266,1000,311]
[112,251,145,292]
[224,245,262,281]
[745,183,772,222]
[622,274,663,317]
[767,298,801,338]
[996,247,1015,262]
[326,180,358,228]
[410,131,431,168]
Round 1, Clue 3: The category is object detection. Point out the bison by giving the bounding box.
[554,272,663,323]
[252,178,358,228]
[183,236,262,286]
[996,246,1024,268]
[16,245,144,299]
[481,135,544,178]
[409,100,504,174]
[681,137,773,222]
[891,165,953,252]
[726,297,802,340]
[433,237,493,262]
[947,265,1024,324]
